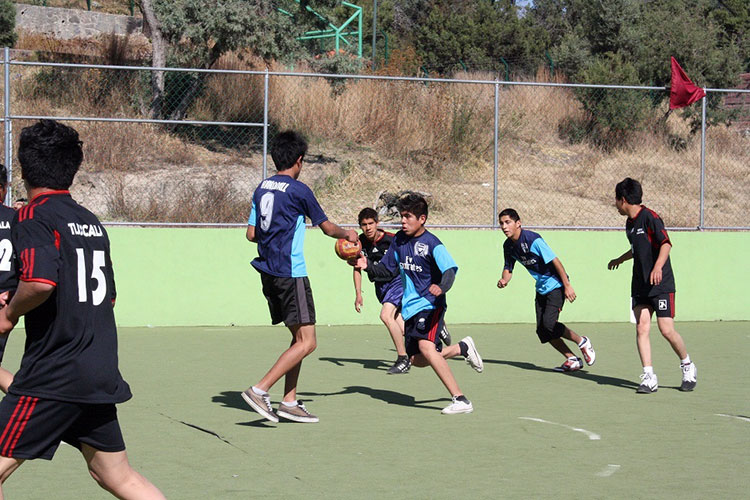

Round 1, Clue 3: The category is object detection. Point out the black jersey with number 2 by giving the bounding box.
[0,204,16,293]
[9,191,131,404]
[625,205,675,297]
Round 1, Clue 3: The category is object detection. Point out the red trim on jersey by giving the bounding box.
[29,190,70,203]
[7,397,38,457]
[20,249,30,280]
[0,396,26,450]
[20,277,57,287]
[427,308,443,342]
[53,230,60,250]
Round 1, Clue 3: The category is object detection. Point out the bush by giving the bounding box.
[0,0,16,48]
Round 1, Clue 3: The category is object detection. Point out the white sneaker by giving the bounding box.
[636,372,658,393]
[680,362,697,392]
[461,336,483,373]
[554,356,583,372]
[441,395,473,414]
[579,336,596,366]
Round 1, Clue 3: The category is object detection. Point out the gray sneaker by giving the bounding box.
[277,401,319,423]
[241,388,279,423]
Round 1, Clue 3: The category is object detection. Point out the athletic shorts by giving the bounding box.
[535,288,567,343]
[0,394,125,460]
[403,308,444,358]
[376,279,403,306]
[260,271,316,327]
[632,293,675,318]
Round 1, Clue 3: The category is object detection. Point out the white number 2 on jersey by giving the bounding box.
[0,239,12,272]
[259,192,274,231]
[76,248,107,306]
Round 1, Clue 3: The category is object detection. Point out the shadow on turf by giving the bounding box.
[483,359,639,389]
[298,386,446,410]
[318,357,394,371]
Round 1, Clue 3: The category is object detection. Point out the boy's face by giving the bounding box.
[400,210,426,236]
[359,217,378,241]
[615,197,627,215]
[499,215,521,239]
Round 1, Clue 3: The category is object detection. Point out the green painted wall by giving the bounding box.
[107,227,749,327]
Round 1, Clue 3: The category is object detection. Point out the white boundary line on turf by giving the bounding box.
[519,417,601,440]
[596,464,621,477]
[715,414,750,423]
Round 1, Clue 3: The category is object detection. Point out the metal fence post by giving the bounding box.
[262,68,269,180]
[4,47,11,207]
[699,89,707,230]
[493,80,499,228]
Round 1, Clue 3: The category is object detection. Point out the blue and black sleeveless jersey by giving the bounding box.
[0,205,17,293]
[503,229,562,295]
[359,230,402,294]
[626,205,675,297]
[248,174,328,278]
[379,229,457,320]
[9,191,131,404]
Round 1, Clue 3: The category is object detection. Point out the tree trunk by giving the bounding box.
[140,0,167,119]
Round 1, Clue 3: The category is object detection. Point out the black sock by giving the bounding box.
[456,395,469,403]
[396,355,408,361]
[459,341,468,357]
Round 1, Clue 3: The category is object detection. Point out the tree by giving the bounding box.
[0,0,17,48]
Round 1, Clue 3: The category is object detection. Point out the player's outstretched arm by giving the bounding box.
[497,269,512,288]
[353,268,363,312]
[608,250,633,270]
[0,281,55,333]
[320,221,358,243]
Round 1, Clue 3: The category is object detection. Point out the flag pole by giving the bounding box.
[699,89,706,230]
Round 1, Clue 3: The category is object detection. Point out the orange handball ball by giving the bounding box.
[334,238,362,260]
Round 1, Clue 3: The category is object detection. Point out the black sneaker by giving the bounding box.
[439,326,452,346]
[387,357,410,374]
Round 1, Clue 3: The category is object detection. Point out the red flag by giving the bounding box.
[670,57,705,109]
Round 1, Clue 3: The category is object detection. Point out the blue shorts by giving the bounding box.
[404,308,444,358]
[376,279,403,306]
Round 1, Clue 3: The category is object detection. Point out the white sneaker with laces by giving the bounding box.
[636,372,658,393]
[441,396,473,414]
[461,336,483,373]
[554,356,583,372]
[680,362,697,392]
[579,336,596,366]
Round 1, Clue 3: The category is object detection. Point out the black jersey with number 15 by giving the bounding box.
[10,191,132,404]
[625,205,675,297]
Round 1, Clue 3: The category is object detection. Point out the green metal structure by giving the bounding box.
[278,1,363,57]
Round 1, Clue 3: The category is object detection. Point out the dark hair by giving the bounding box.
[358,207,378,224]
[396,193,428,219]
[270,130,308,171]
[0,164,6,185]
[498,208,520,222]
[18,120,83,190]
[615,177,643,205]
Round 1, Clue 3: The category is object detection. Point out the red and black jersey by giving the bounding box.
[9,191,131,404]
[625,205,675,297]
[0,205,17,293]
[359,229,395,264]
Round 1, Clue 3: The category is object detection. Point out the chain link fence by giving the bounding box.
[2,53,748,229]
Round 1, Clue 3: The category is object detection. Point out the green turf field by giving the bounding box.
[1,322,747,499]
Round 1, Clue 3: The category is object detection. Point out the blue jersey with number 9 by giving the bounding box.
[248,174,328,278]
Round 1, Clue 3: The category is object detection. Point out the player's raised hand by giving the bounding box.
[354,294,363,313]
[348,254,367,270]
[344,229,358,243]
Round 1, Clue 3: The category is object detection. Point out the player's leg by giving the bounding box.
[381,302,411,374]
[634,303,658,393]
[538,290,582,371]
[560,325,596,366]
[81,445,165,499]
[0,456,24,499]
[254,323,317,394]
[416,339,473,414]
[654,294,696,391]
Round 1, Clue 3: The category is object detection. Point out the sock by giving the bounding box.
[459,341,468,357]
[455,395,469,403]
[396,354,408,361]
[681,355,691,365]
[643,366,654,375]
[281,400,298,407]
[577,337,587,348]
[251,386,266,396]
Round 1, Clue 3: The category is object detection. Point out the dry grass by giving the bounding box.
[18,1,137,16]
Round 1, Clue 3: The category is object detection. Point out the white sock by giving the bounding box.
[681,355,691,365]
[643,366,654,375]
[251,386,266,396]
[281,400,297,407]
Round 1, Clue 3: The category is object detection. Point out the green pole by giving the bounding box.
[87,0,91,10]
[545,51,554,76]
[130,0,135,16]
[379,29,388,65]
[500,57,509,81]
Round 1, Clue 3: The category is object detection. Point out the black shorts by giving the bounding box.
[632,293,675,318]
[0,394,125,460]
[535,288,567,343]
[260,272,316,327]
[404,308,445,358]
